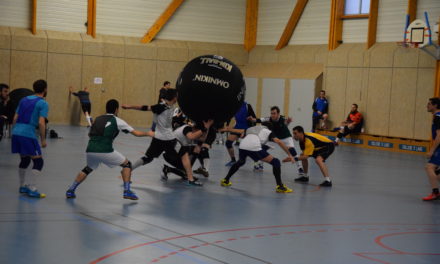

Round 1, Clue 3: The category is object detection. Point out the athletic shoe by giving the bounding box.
[253,163,262,172]
[66,190,76,199]
[225,161,236,167]
[193,167,209,177]
[19,186,30,194]
[319,180,332,187]
[276,185,293,193]
[123,190,138,200]
[294,176,309,183]
[27,190,46,198]
[161,165,169,182]
[220,179,232,187]
[187,180,203,186]
[422,193,440,201]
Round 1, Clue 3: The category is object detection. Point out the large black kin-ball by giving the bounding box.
[176,55,245,124]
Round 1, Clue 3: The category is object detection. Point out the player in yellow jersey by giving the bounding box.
[291,126,335,187]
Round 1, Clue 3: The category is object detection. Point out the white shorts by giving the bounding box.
[273,137,295,148]
[86,151,126,170]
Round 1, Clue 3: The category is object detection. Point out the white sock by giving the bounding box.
[335,138,340,143]
[86,116,92,126]
[28,169,41,191]
[324,177,331,182]
[19,168,26,186]
[295,156,303,170]
[203,159,210,170]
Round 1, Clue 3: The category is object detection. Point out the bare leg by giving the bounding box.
[425,163,440,189]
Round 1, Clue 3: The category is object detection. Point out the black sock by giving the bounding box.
[231,157,236,162]
[433,188,439,194]
[225,161,243,181]
[273,166,282,186]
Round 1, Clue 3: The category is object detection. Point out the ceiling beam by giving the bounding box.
[32,0,37,34]
[367,0,379,49]
[275,0,308,50]
[328,0,344,51]
[244,0,258,52]
[407,0,417,23]
[141,0,185,44]
[87,0,96,38]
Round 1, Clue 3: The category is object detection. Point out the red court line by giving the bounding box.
[375,231,440,255]
[89,223,440,264]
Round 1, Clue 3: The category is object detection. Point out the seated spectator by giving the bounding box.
[312,90,329,131]
[334,103,363,144]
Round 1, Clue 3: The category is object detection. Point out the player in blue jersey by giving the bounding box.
[423,97,440,201]
[312,90,329,132]
[11,80,49,198]
[225,101,256,166]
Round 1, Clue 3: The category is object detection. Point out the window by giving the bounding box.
[345,0,370,15]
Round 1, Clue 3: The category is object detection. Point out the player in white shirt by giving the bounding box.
[220,124,295,193]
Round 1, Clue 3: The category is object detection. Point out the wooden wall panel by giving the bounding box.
[10,50,47,89]
[345,68,364,111]
[46,53,82,124]
[369,43,397,68]
[121,59,156,127]
[366,68,392,135]
[388,68,417,138]
[11,28,47,52]
[325,67,347,127]
[414,69,435,140]
[101,57,125,115]
[0,50,10,85]
[81,55,103,125]
[155,60,186,90]
[0,27,11,49]
[393,47,418,68]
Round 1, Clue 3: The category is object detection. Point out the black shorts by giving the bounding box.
[146,138,177,158]
[178,146,195,157]
[81,102,91,114]
[312,143,335,161]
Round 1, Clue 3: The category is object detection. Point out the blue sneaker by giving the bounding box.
[27,190,46,198]
[66,190,76,199]
[225,161,236,167]
[123,190,138,200]
[19,186,30,194]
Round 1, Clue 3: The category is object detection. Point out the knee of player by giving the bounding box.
[269,158,281,168]
[19,156,31,169]
[121,160,132,170]
[31,157,44,171]
[225,140,234,149]
[81,166,93,175]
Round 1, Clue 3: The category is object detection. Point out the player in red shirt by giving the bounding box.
[334,104,363,144]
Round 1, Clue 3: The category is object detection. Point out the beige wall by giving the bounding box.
[248,43,437,140]
[0,26,437,140]
[0,27,248,127]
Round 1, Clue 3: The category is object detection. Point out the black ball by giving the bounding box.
[176,55,245,124]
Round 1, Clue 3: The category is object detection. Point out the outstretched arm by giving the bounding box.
[131,130,154,137]
[122,104,149,111]
[273,137,294,163]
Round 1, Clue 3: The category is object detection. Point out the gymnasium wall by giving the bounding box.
[248,43,436,140]
[0,27,248,127]
[1,1,438,45]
